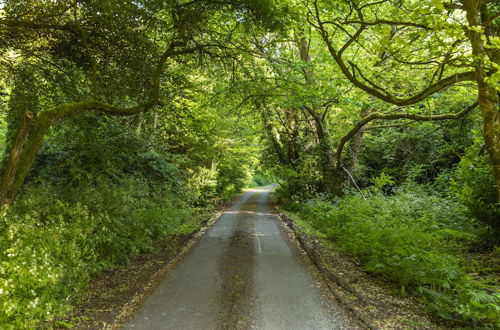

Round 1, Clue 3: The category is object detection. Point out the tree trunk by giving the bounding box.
[317,121,340,194]
[463,0,500,201]
[261,108,287,165]
[285,108,300,164]
[0,111,33,210]
[346,108,371,176]
[304,107,339,194]
[296,33,341,193]
[0,110,55,211]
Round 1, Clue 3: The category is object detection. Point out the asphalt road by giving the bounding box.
[125,186,358,330]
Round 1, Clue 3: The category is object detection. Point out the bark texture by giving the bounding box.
[345,108,371,176]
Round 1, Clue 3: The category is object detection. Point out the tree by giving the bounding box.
[308,0,499,199]
[0,0,276,211]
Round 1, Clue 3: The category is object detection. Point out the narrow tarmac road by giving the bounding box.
[125,186,359,330]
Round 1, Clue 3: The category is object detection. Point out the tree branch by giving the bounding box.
[334,101,479,170]
[343,19,431,30]
[312,0,476,106]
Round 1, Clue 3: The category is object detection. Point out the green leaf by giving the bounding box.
[432,0,444,11]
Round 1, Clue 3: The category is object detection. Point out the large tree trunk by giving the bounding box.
[463,0,500,201]
[304,107,339,193]
[0,111,34,210]
[0,105,78,212]
[285,108,301,164]
[315,116,340,194]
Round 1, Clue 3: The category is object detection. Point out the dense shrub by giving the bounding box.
[0,177,197,327]
[451,130,500,242]
[273,167,322,202]
[285,183,499,327]
[0,201,95,328]
[216,159,252,200]
[358,120,476,187]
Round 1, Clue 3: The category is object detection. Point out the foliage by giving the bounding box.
[287,185,474,288]
[0,178,196,327]
[359,117,477,187]
[249,168,275,187]
[451,130,500,241]
[284,183,498,327]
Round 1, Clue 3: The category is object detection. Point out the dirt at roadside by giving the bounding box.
[278,213,446,330]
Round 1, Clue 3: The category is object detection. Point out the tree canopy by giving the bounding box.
[0,0,498,327]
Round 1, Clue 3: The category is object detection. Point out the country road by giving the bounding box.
[125,186,359,329]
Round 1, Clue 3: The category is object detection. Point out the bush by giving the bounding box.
[0,177,196,327]
[186,166,219,206]
[358,120,475,187]
[285,184,498,327]
[451,130,499,242]
[294,189,471,288]
[0,201,95,328]
[216,160,251,200]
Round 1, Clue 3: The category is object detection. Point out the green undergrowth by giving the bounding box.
[280,184,499,328]
[0,180,215,329]
[249,169,275,187]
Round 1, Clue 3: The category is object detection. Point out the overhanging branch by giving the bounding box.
[0,39,198,210]
[343,19,431,30]
[334,101,479,170]
[312,0,476,106]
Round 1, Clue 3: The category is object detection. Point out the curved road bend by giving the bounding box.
[125,186,360,329]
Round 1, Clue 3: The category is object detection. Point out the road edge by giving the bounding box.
[277,212,442,330]
[105,208,223,329]
[105,190,255,329]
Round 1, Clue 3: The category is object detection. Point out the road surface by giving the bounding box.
[125,186,358,329]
